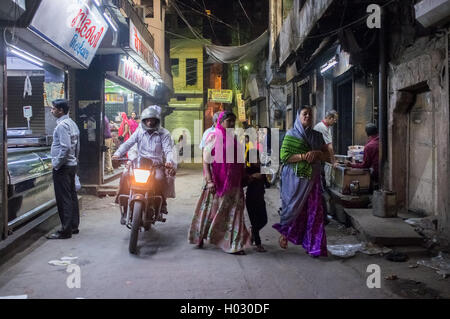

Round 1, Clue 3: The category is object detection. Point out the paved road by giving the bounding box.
[0,169,448,299]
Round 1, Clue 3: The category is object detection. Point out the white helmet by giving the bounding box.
[141,105,161,121]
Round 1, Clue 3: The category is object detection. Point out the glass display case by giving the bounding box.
[7,147,55,229]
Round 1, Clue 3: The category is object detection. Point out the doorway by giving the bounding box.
[407,91,435,216]
[334,76,353,154]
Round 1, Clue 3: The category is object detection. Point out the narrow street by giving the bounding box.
[0,169,448,299]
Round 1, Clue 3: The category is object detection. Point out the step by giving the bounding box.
[344,209,425,247]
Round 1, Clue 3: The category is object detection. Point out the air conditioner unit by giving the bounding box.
[415,0,450,28]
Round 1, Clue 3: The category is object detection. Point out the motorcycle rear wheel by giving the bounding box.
[129,201,142,254]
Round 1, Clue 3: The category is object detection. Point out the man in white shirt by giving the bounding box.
[113,105,176,224]
[314,110,338,164]
[199,111,221,150]
[314,109,338,224]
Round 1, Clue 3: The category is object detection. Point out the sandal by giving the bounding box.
[279,235,288,249]
[197,240,204,249]
[255,245,267,253]
[231,250,246,255]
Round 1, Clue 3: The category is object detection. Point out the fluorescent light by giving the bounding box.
[320,57,338,74]
[93,0,101,6]
[103,12,117,32]
[9,45,43,63]
[10,48,43,66]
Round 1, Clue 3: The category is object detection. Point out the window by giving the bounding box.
[171,58,179,77]
[186,58,197,86]
[141,0,154,18]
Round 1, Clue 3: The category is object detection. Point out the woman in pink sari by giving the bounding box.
[129,111,139,134]
[118,112,130,143]
[188,111,251,254]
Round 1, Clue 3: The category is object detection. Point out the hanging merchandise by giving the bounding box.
[44,82,65,106]
[23,75,32,98]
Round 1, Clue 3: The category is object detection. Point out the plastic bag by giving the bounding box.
[75,174,81,191]
[417,252,450,278]
[327,243,363,258]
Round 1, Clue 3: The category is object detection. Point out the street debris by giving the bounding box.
[359,243,392,256]
[385,274,398,280]
[405,218,436,230]
[48,256,78,266]
[327,243,363,258]
[327,242,392,258]
[417,252,450,278]
[409,264,419,269]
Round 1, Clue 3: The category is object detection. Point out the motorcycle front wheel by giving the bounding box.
[129,201,142,254]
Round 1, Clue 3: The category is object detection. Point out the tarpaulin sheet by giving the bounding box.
[205,30,269,64]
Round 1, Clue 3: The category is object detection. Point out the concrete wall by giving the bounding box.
[387,34,449,242]
[169,40,204,95]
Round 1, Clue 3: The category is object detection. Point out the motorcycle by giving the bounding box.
[116,157,166,254]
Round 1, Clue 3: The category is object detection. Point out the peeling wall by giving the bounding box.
[387,34,449,241]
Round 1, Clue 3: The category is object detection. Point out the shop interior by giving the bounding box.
[5,48,65,231]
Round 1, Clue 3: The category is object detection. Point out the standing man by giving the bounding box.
[313,110,339,164]
[47,99,80,239]
[104,115,114,175]
[199,111,221,150]
[346,123,379,188]
[314,109,339,224]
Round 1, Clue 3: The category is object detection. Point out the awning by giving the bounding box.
[279,0,335,66]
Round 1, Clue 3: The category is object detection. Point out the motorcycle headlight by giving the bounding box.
[134,169,151,184]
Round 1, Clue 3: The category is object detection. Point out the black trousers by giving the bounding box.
[53,165,80,235]
[245,193,268,246]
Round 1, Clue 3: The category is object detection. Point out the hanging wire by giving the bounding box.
[202,0,218,39]
[174,0,238,31]
[238,0,253,27]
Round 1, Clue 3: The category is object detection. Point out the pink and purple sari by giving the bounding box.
[189,112,251,253]
[273,116,328,257]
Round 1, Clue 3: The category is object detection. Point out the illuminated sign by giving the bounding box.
[208,89,233,104]
[130,20,154,69]
[29,0,108,68]
[118,57,158,96]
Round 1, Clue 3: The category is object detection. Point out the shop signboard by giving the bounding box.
[236,92,246,121]
[153,53,160,74]
[208,89,233,104]
[129,20,154,69]
[118,57,158,97]
[28,0,108,68]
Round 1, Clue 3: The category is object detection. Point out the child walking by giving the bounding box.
[245,147,268,252]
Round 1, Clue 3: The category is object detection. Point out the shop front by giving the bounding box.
[2,0,108,239]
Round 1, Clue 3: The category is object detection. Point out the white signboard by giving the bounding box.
[29,0,109,68]
[118,57,158,96]
[23,105,32,118]
[129,20,154,69]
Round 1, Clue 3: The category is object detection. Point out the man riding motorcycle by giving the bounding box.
[112,105,176,224]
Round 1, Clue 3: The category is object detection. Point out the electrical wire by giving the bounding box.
[238,0,253,27]
[171,0,206,41]
[202,0,218,39]
[295,0,396,41]
[174,0,238,31]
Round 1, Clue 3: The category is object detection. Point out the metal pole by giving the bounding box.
[0,29,8,239]
[378,7,387,189]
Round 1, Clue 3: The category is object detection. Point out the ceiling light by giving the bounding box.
[9,48,43,66]
[103,12,117,32]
